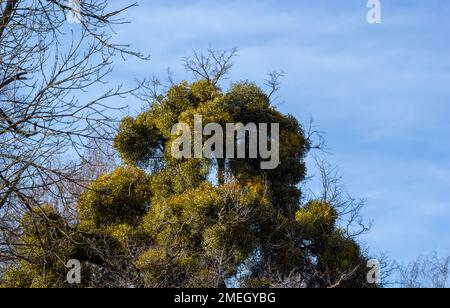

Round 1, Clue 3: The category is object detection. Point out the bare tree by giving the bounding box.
[183,48,238,86]
[42,138,118,221]
[0,0,147,209]
[304,157,372,239]
[264,70,285,102]
[0,0,147,268]
[397,254,450,288]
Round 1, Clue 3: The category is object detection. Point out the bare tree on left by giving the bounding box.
[0,0,147,263]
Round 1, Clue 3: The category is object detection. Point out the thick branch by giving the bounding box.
[0,0,18,39]
[0,72,27,90]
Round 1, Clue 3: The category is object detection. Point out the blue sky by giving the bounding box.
[103,0,450,264]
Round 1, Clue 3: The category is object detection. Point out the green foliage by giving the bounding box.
[296,200,338,235]
[321,231,362,273]
[0,206,79,288]
[78,166,152,227]
[1,76,372,289]
[114,113,164,167]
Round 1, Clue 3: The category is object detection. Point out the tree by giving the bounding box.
[397,254,449,288]
[0,0,147,270]
[0,0,147,213]
[1,49,374,288]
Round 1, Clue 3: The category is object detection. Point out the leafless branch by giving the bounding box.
[183,47,238,86]
[0,0,147,267]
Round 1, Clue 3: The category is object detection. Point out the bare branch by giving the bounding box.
[264,70,285,100]
[183,48,238,85]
